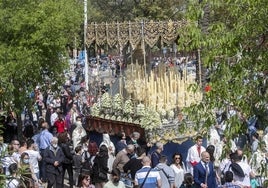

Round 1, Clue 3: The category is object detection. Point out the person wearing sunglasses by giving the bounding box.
[170,152,186,188]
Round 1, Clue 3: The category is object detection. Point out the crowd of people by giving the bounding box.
[0,54,267,188]
[1,126,267,188]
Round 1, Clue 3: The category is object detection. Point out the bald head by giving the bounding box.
[126,144,135,153]
[142,156,151,166]
[201,151,210,163]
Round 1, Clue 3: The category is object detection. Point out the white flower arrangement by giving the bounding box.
[128,117,133,123]
[162,118,169,124]
[134,119,140,124]
[122,117,128,122]
[105,114,110,119]
[158,108,167,117]
[91,103,100,117]
[113,93,123,111]
[140,108,161,130]
[117,116,122,121]
[136,103,145,116]
[101,93,112,109]
[168,110,175,119]
[124,98,134,115]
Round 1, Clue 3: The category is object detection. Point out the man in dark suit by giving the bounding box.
[193,151,217,188]
[44,137,65,188]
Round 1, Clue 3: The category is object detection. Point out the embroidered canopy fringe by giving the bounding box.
[86,20,187,49]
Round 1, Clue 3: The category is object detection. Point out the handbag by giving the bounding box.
[97,160,107,180]
[98,171,107,180]
[134,168,152,188]
[80,152,93,175]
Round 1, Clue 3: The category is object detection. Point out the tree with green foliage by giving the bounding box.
[87,0,268,150]
[89,0,186,22]
[0,0,83,137]
[178,0,268,152]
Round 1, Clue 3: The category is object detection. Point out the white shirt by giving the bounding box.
[1,156,16,175]
[232,161,252,186]
[25,149,42,173]
[6,178,19,188]
[186,144,206,174]
[219,158,231,174]
[170,163,185,188]
[11,152,20,164]
[104,180,125,188]
[50,112,58,126]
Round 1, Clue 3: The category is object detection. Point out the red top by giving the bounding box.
[54,119,66,133]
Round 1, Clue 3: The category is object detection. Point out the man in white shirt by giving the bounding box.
[230,152,254,187]
[25,138,42,180]
[186,136,206,175]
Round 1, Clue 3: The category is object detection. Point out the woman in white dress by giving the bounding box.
[170,152,186,188]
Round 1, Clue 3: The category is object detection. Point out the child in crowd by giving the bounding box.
[180,173,196,188]
[73,145,84,186]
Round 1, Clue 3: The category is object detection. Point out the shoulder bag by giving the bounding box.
[134,168,152,188]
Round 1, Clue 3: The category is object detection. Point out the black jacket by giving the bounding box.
[60,143,73,164]
[44,146,65,175]
[92,154,109,183]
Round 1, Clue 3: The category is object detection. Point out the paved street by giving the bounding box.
[89,67,121,96]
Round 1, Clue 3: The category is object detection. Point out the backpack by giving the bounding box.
[80,152,93,175]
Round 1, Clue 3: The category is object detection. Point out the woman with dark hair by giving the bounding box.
[206,145,215,163]
[92,145,109,188]
[79,135,94,176]
[180,173,196,188]
[170,152,186,188]
[206,145,221,185]
[77,174,95,188]
[58,132,74,188]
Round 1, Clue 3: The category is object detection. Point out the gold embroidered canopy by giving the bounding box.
[86,20,187,49]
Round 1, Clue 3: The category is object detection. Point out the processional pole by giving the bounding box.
[84,0,89,91]
[198,49,202,87]
[141,21,147,78]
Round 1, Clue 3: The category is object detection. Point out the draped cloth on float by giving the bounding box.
[86,20,187,50]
